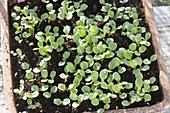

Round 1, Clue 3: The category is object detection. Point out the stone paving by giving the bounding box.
[0,6,170,113]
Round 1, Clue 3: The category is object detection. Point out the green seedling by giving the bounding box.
[59,51,70,66]
[41,3,56,23]
[58,1,75,20]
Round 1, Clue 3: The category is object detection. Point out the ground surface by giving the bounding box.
[0,6,170,113]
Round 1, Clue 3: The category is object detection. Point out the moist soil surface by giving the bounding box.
[8,0,163,113]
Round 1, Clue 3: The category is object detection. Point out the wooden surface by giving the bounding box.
[0,4,170,113]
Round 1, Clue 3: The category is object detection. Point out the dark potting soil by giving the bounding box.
[8,0,163,113]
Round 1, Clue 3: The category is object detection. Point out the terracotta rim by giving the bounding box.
[1,0,170,113]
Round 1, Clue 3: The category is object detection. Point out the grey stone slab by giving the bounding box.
[153,7,170,77]
[153,6,170,26]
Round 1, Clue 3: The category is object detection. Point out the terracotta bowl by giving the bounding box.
[1,0,170,113]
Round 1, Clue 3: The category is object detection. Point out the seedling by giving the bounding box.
[58,1,75,20]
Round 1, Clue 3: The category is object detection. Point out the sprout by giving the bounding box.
[58,83,67,91]
[108,57,121,70]
[74,55,82,65]
[26,71,34,80]
[41,85,49,91]
[40,3,57,23]
[90,71,99,82]
[141,65,150,71]
[151,85,159,91]
[118,67,126,74]
[80,4,88,11]
[97,108,105,113]
[41,69,48,79]
[95,15,103,22]
[144,94,151,102]
[100,69,109,81]
[59,73,69,79]
[50,86,58,93]
[90,25,99,36]
[21,62,30,70]
[58,1,75,20]
[91,98,99,106]
[59,51,70,66]
[79,29,87,37]
[72,102,79,108]
[80,61,89,70]
[53,98,62,106]
[43,92,51,98]
[69,93,78,101]
[149,77,156,84]
[121,100,130,106]
[135,78,143,88]
[31,85,39,92]
[100,82,108,89]
[63,25,71,35]
[130,60,138,68]
[139,46,147,53]
[16,48,23,57]
[119,93,127,99]
[150,54,157,62]
[129,43,137,51]
[65,62,76,73]
[63,98,71,105]
[108,42,117,51]
[81,86,91,93]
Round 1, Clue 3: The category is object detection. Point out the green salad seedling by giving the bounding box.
[95,15,103,22]
[27,99,41,109]
[41,69,48,79]
[63,25,71,41]
[43,92,51,98]
[59,51,70,66]
[26,70,34,80]
[72,102,80,108]
[41,85,49,92]
[16,48,23,57]
[13,22,22,34]
[144,94,151,102]
[74,55,82,65]
[80,61,89,70]
[120,0,129,4]
[121,100,130,106]
[14,36,23,44]
[41,3,56,23]
[63,98,71,105]
[53,98,62,106]
[58,83,67,91]
[118,67,126,74]
[65,62,76,73]
[14,79,25,97]
[69,93,78,101]
[58,1,75,20]
[81,86,91,93]
[91,98,99,106]
[141,65,150,71]
[108,57,121,70]
[31,85,39,92]
[150,54,157,62]
[13,6,40,37]
[151,85,159,92]
[59,73,69,79]
[41,0,49,3]
[21,62,30,70]
[74,1,88,17]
